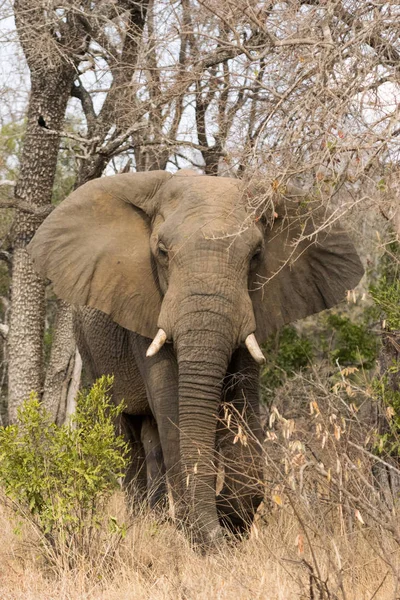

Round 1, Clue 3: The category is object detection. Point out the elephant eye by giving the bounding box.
[251,246,263,262]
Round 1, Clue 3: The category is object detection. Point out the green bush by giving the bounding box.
[261,326,313,402]
[326,313,379,370]
[0,376,129,569]
[372,370,400,458]
[370,277,400,331]
[260,311,380,405]
[369,241,400,457]
[370,241,400,331]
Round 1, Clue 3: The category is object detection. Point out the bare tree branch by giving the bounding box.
[0,198,54,217]
[0,180,16,187]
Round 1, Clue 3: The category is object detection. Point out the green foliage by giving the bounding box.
[368,241,400,457]
[0,121,18,308]
[260,309,381,404]
[261,326,313,401]
[372,368,400,458]
[370,277,400,330]
[326,313,379,370]
[370,241,400,331]
[43,324,54,366]
[0,116,77,204]
[0,120,24,181]
[0,376,129,568]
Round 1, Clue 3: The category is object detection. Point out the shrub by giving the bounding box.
[0,376,129,570]
[326,313,379,370]
[369,241,400,457]
[370,241,400,331]
[372,371,400,458]
[261,326,313,403]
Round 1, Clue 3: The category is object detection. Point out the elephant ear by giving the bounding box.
[250,200,364,343]
[28,171,172,338]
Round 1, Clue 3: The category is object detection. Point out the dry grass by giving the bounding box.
[0,490,397,600]
[1,369,399,599]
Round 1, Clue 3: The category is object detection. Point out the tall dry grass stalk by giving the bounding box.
[1,362,399,599]
[0,458,398,599]
[0,498,395,599]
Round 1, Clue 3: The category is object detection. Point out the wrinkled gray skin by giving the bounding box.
[28,170,364,547]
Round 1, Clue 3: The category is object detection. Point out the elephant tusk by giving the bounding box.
[245,333,266,365]
[146,329,167,357]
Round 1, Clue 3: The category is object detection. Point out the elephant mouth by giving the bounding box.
[146,327,265,364]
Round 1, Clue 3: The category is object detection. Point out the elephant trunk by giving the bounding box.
[174,302,235,546]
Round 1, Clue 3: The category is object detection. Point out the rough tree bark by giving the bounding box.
[7,1,87,422]
[42,301,80,424]
[8,80,74,422]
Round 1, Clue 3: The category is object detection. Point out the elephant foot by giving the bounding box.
[189,523,226,553]
[175,504,227,552]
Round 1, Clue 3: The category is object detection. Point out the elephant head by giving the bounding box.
[28,169,364,544]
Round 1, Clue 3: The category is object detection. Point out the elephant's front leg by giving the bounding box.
[216,348,264,534]
[118,413,148,506]
[132,337,183,516]
[141,416,167,509]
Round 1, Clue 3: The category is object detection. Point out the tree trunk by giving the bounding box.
[7,67,76,421]
[42,301,81,424]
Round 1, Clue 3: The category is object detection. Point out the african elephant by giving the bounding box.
[28,169,364,547]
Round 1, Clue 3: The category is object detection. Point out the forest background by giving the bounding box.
[0,1,399,598]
